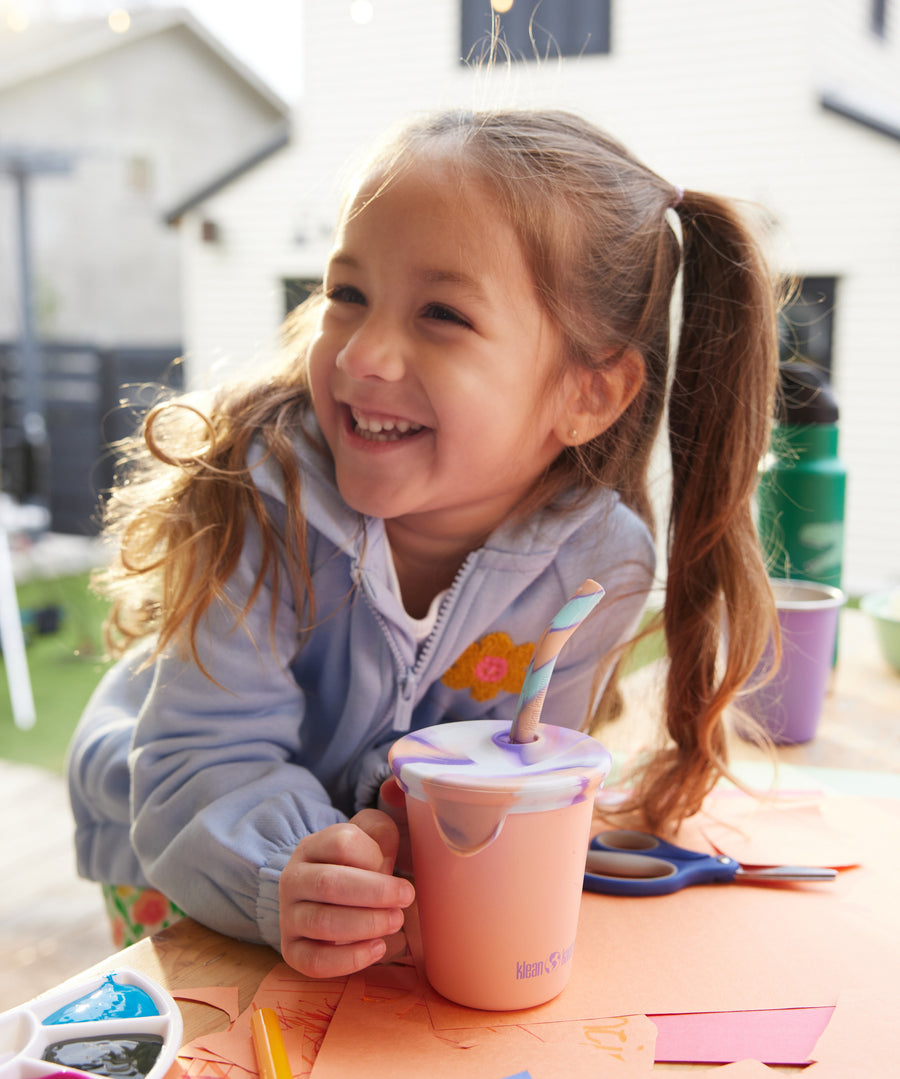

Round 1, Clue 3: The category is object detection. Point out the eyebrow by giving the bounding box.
[327,252,488,300]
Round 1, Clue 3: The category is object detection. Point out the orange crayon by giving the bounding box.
[251,1007,292,1079]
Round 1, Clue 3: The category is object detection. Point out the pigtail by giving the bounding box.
[634,191,780,831]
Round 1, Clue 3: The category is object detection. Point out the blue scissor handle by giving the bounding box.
[584,829,739,896]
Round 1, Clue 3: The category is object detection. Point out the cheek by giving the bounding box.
[306,355,336,436]
[306,340,331,398]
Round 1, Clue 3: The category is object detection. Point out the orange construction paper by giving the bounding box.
[804,987,900,1077]
[168,1058,253,1079]
[419,794,900,1030]
[171,793,900,1075]
[172,986,241,1022]
[696,1063,778,1076]
[419,884,841,1029]
[696,789,861,868]
[177,965,344,1079]
[308,964,657,1078]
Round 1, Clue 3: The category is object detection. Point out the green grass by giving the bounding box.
[0,572,112,773]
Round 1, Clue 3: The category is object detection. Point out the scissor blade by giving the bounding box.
[735,865,837,882]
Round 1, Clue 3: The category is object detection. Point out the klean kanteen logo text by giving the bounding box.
[515,941,575,981]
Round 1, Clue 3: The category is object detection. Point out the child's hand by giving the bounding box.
[279,808,415,978]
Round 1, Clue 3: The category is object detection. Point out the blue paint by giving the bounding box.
[42,976,159,1024]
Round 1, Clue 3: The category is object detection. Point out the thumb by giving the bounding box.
[377,776,408,817]
[351,807,400,876]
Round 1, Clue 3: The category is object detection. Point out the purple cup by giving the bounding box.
[740,579,845,745]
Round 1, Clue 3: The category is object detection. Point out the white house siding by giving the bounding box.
[177,0,900,593]
[0,16,288,346]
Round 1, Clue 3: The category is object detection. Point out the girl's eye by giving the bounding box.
[326,284,366,306]
[422,303,471,328]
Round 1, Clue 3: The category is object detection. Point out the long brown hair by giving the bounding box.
[95,108,780,830]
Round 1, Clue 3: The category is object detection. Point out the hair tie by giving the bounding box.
[670,185,685,209]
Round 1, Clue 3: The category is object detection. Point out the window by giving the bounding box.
[460,0,611,63]
[778,276,838,379]
[871,0,888,38]
[283,278,320,316]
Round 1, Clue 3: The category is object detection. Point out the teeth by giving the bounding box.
[351,409,423,442]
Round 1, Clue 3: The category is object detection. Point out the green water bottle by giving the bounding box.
[757,361,847,593]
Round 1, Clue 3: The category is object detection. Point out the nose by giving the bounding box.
[335,317,407,382]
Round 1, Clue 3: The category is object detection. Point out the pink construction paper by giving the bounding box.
[650,1007,833,1065]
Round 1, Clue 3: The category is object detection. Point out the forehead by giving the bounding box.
[333,153,533,287]
[347,149,486,214]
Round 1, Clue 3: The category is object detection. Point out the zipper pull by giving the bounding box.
[394,671,416,731]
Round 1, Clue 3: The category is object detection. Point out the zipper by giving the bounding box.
[410,548,479,677]
[356,549,480,732]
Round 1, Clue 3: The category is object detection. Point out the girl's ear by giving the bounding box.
[557,347,645,446]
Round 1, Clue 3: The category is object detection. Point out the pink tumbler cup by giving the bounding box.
[389,719,610,1011]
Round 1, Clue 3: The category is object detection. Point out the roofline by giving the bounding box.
[820,87,900,145]
[163,121,291,224]
[0,6,291,117]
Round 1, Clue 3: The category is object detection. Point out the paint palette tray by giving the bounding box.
[0,968,183,1079]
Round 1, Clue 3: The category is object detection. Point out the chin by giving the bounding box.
[335,482,399,522]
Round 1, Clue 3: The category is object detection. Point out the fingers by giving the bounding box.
[283,935,391,980]
[279,816,415,979]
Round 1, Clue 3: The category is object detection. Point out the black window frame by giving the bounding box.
[778,276,839,380]
[283,278,321,317]
[871,0,888,38]
[460,0,612,64]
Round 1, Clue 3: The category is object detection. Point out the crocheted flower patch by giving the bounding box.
[442,631,535,701]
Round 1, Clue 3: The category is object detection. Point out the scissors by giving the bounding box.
[584,829,837,897]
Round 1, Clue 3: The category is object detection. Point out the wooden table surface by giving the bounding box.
[18,608,900,1074]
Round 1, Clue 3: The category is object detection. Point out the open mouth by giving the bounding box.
[351,407,425,443]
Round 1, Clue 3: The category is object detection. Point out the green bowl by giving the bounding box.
[860,590,900,673]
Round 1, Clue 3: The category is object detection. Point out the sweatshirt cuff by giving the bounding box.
[257,864,286,952]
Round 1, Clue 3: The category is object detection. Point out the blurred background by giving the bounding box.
[1,0,898,1004]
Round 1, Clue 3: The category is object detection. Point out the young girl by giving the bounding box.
[68,108,779,978]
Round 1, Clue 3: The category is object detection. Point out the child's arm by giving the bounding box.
[127,515,378,953]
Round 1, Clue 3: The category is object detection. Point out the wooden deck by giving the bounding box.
[0,760,113,1011]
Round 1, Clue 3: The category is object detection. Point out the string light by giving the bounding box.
[350,1,373,25]
[108,8,131,33]
[6,7,29,32]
